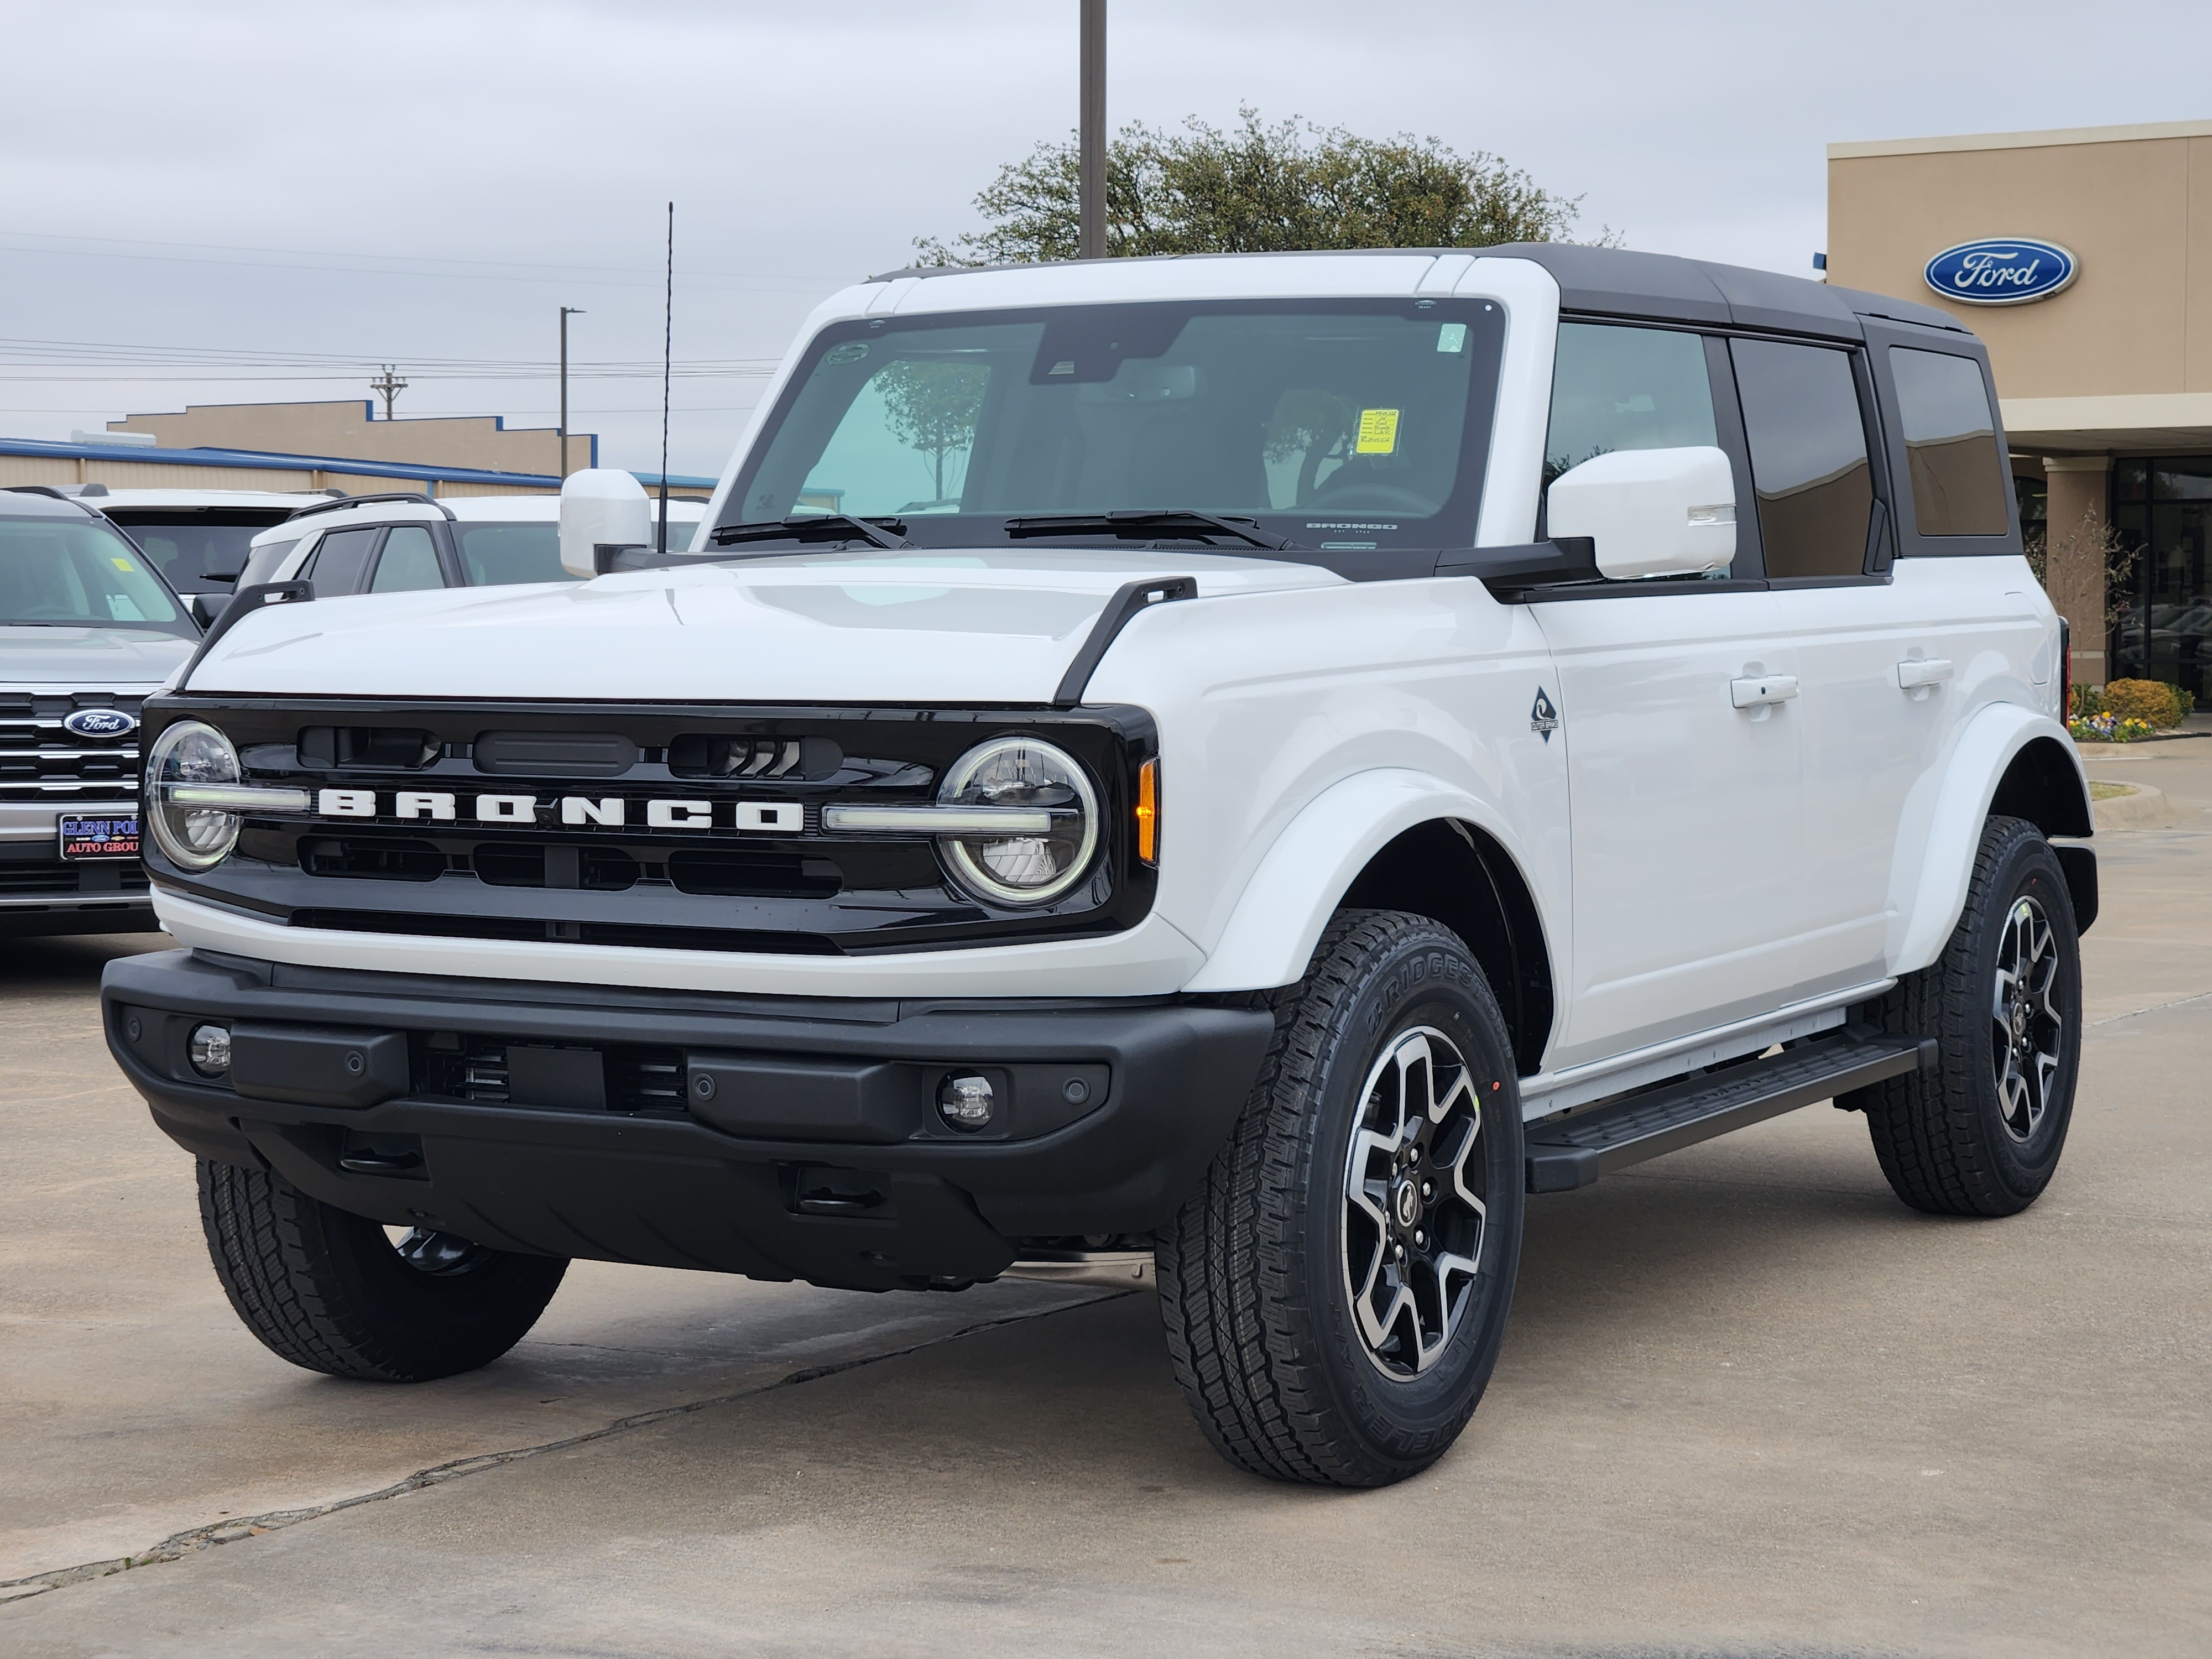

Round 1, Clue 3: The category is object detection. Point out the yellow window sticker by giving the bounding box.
[1355,408,1400,455]
[111,556,137,572]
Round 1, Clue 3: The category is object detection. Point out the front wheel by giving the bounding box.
[198,1159,568,1381]
[1157,910,1525,1487]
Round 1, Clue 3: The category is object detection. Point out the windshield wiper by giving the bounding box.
[710,515,910,552]
[1001,510,1298,552]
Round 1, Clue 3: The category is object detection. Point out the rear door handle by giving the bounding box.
[1895,658,1953,692]
[1730,674,1799,709]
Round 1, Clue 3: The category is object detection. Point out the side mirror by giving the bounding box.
[558,469,654,578]
[186,592,225,629]
[1546,445,1736,581]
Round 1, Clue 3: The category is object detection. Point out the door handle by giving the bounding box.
[1895,658,1953,696]
[1730,674,1799,709]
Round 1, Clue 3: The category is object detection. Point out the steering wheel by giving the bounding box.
[1307,481,1436,513]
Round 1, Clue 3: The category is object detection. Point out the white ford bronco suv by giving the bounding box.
[102,245,2094,1488]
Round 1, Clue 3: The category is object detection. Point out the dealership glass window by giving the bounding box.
[2110,456,2212,701]
[1729,339,1875,580]
[1888,348,2010,536]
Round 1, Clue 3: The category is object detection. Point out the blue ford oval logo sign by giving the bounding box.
[62,708,138,740]
[1924,238,2078,306]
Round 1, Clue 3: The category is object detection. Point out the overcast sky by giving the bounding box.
[1,0,2204,477]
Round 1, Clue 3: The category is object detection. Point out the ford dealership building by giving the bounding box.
[1828,118,2212,696]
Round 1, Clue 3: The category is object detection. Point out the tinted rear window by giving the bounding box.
[1889,348,2010,537]
[101,509,292,591]
[1730,339,1875,581]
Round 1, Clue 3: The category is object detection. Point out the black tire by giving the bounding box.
[1845,815,2082,1217]
[197,1159,568,1382]
[1157,910,1525,1488]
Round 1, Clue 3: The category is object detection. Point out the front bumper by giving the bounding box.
[0,800,153,935]
[102,949,1274,1293]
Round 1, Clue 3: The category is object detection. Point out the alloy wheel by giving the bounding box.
[1340,1025,1491,1380]
[1991,894,2064,1143]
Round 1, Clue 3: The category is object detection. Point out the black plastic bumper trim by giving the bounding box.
[102,948,1274,1290]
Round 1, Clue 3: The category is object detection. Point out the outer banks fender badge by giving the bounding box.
[1530,687,1559,742]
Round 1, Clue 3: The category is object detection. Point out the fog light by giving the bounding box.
[937,1073,995,1131]
[189,1023,232,1078]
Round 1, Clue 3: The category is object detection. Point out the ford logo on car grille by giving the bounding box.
[1923,238,2078,306]
[62,708,139,740]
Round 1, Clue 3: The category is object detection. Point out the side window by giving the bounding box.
[1888,348,2010,536]
[367,525,445,593]
[1545,322,1718,487]
[1729,339,1875,581]
[301,526,378,597]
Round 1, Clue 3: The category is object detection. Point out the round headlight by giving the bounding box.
[936,737,1099,907]
[146,719,244,872]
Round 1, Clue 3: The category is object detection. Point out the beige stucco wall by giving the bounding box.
[1827,122,2212,409]
[107,401,593,477]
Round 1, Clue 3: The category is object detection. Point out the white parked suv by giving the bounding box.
[229,490,707,604]
[102,245,2093,1487]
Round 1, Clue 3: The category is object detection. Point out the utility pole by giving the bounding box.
[369,364,408,420]
[558,306,585,477]
[1079,0,1105,259]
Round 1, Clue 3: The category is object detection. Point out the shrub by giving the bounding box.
[2172,684,2197,721]
[2104,679,2183,728]
[2069,684,2107,719]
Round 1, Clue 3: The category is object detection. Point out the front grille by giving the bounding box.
[153,696,1158,953]
[0,691,145,801]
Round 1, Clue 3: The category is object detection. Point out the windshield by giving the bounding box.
[0,513,196,635]
[455,512,706,587]
[725,299,1504,553]
[102,509,293,591]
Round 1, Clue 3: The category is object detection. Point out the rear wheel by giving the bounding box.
[1847,815,2082,1217]
[197,1159,568,1381]
[1157,910,1525,1487]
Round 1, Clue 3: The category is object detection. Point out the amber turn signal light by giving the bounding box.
[1135,759,1159,866]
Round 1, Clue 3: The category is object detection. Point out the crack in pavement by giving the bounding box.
[2090,988,2212,1027]
[0,1290,1128,1608]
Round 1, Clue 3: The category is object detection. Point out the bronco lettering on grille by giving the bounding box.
[310,789,804,833]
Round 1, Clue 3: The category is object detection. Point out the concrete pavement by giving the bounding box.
[3,744,2207,1654]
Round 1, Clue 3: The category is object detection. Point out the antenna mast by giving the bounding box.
[659,202,673,554]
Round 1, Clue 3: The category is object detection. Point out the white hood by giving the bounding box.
[184,549,1343,703]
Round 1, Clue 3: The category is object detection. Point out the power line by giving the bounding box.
[0,229,855,294]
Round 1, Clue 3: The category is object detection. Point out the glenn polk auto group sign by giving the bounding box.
[1924,238,2079,305]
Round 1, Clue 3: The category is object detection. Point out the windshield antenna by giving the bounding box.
[658,201,674,555]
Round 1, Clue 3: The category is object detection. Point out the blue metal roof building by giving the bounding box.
[0,434,717,495]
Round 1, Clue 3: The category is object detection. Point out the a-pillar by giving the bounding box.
[2043,455,2111,689]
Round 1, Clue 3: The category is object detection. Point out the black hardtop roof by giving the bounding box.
[1481,242,1964,340]
[871,243,1967,342]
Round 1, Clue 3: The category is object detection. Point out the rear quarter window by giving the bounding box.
[1888,348,2010,537]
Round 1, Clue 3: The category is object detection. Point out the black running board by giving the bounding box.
[1524,1027,1934,1193]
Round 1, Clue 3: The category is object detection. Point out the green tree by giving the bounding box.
[874,359,989,503]
[916,107,1601,266]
